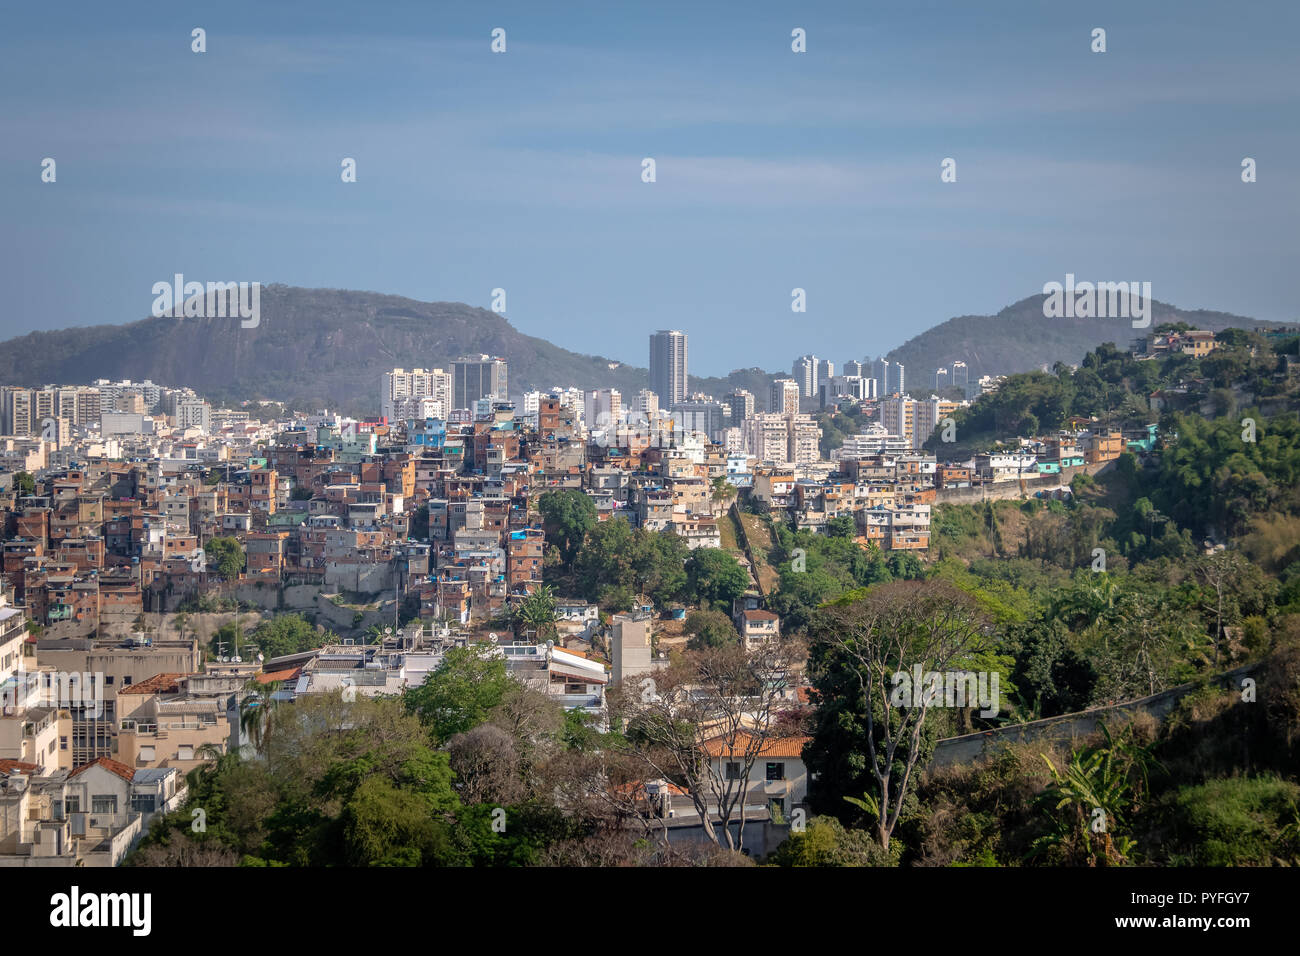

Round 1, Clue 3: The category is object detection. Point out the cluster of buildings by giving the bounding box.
[0,323,1218,866]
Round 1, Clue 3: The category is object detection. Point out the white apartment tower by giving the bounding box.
[649,330,688,408]
[382,368,452,421]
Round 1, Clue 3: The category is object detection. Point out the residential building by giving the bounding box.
[649,330,689,407]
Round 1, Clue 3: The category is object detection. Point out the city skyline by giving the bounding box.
[2,1,1297,374]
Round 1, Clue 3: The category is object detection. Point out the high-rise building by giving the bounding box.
[584,389,623,433]
[450,356,508,410]
[671,399,727,442]
[951,361,971,398]
[935,367,950,390]
[769,379,800,416]
[740,411,822,465]
[176,399,212,433]
[870,357,890,398]
[382,368,452,421]
[915,396,962,448]
[723,389,754,426]
[818,359,834,384]
[792,355,819,398]
[886,362,906,397]
[631,389,659,421]
[649,330,688,407]
[742,413,791,463]
[819,375,876,406]
[842,359,866,377]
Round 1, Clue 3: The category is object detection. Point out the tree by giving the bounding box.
[512,584,559,641]
[1195,550,1250,667]
[12,471,36,496]
[538,490,597,568]
[826,514,856,539]
[684,609,741,650]
[768,815,897,867]
[1027,724,1154,866]
[804,580,994,850]
[404,646,511,743]
[709,476,736,516]
[248,614,326,659]
[446,724,524,806]
[239,679,283,757]
[611,638,804,851]
[574,518,638,603]
[685,548,749,609]
[205,536,245,582]
[631,529,688,606]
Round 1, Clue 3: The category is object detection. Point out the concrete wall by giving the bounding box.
[935,460,1114,506]
[930,663,1260,768]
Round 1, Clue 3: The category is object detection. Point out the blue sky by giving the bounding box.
[2,0,1296,376]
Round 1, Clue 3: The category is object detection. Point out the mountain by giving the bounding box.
[0,286,1282,414]
[883,294,1281,384]
[0,286,649,415]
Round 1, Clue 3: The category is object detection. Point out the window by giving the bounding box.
[105,676,114,685]
[725,761,742,780]
[139,746,156,762]
[60,736,68,751]
[122,676,132,686]
[766,762,785,781]
[65,796,80,814]
[91,795,117,815]
[177,745,194,761]
[131,794,156,814]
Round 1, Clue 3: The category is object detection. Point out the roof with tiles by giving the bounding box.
[701,734,811,760]
[70,756,135,782]
[119,672,187,695]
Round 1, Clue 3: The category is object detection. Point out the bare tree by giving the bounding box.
[1196,550,1247,667]
[609,637,804,851]
[809,579,992,851]
[446,724,524,805]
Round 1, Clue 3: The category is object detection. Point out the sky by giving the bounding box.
[2,0,1297,376]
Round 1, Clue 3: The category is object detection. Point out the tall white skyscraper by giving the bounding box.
[649,330,689,407]
[792,355,819,397]
[382,368,452,421]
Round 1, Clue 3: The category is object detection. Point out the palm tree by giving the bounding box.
[239,678,283,757]
[513,585,559,642]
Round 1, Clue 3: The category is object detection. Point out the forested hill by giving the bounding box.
[885,294,1275,382]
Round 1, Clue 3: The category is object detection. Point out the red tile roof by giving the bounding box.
[702,733,810,759]
[256,667,301,684]
[0,759,41,775]
[70,756,135,782]
[119,672,186,695]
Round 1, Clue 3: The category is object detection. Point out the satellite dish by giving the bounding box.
[232,656,241,663]
[488,633,498,644]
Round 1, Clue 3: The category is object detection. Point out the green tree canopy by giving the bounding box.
[205,536,245,581]
[404,646,512,744]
